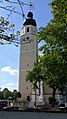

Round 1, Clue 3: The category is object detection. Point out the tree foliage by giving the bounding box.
[37,0,67,97]
[12,90,18,99]
[26,0,67,98]
[12,90,21,99]
[0,88,21,100]
[0,0,21,45]
[38,0,67,51]
[0,0,34,45]
[41,50,67,97]
[26,62,44,90]
[2,88,11,99]
[17,92,21,98]
[0,16,20,46]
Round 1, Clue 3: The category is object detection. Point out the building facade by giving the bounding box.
[19,12,38,102]
[19,12,66,106]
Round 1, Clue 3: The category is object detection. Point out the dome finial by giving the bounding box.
[27,12,33,19]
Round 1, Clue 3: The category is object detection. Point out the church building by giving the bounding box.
[19,11,67,107]
[19,12,38,102]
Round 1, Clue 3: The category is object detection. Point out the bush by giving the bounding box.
[48,96,56,104]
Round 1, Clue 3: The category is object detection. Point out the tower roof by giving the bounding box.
[23,12,37,27]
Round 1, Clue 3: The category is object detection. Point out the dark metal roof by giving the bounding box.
[23,12,37,27]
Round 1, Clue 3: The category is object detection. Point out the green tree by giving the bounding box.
[40,50,67,97]
[0,92,3,99]
[26,0,67,99]
[12,90,18,100]
[37,0,67,97]
[26,62,44,106]
[26,62,44,91]
[0,16,20,46]
[17,92,21,99]
[38,0,67,52]
[0,0,34,45]
[0,0,22,45]
[2,88,11,99]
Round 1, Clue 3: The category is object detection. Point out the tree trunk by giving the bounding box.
[61,90,64,103]
[34,89,37,107]
[51,88,56,107]
[52,88,56,98]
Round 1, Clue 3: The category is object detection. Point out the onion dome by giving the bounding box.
[23,12,37,27]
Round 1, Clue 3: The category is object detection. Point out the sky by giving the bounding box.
[0,0,53,91]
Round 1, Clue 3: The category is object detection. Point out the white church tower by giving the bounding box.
[19,12,38,102]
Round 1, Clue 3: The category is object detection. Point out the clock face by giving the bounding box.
[26,37,30,41]
[25,36,31,43]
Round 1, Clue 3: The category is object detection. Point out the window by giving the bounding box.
[27,27,29,32]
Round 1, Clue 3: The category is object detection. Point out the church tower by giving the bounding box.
[19,12,38,101]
